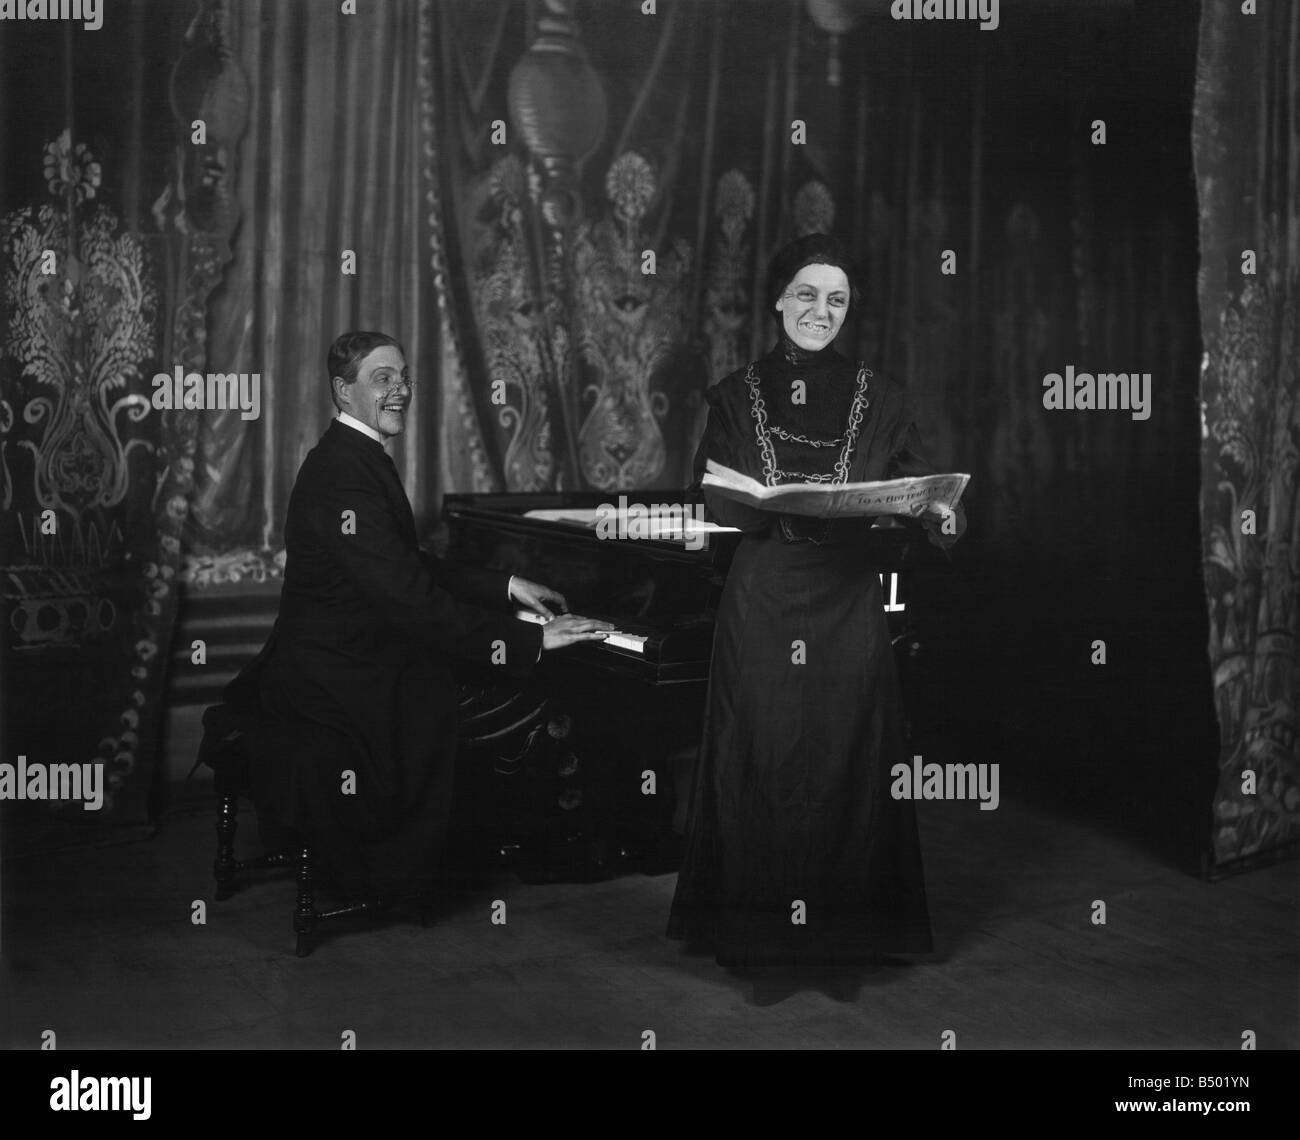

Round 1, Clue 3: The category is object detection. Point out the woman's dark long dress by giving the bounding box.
[667,335,961,969]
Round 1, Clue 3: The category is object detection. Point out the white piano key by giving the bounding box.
[604,632,647,654]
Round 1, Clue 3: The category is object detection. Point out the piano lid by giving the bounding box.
[443,492,737,565]
[443,491,948,569]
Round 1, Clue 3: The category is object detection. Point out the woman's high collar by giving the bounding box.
[767,327,848,369]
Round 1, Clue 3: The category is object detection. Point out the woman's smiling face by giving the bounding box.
[775,262,850,352]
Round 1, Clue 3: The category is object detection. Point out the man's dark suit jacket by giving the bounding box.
[234,418,543,900]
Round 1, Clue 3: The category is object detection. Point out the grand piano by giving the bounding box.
[439,491,948,882]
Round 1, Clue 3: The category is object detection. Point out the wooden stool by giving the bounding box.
[203,703,389,956]
[201,681,567,954]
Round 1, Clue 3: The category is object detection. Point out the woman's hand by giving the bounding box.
[508,576,568,618]
[540,614,616,651]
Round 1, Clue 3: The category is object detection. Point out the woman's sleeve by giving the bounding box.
[692,383,772,534]
[884,401,967,550]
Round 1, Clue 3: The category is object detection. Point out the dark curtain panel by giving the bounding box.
[868,4,1211,857]
[1194,0,1300,870]
[186,0,444,570]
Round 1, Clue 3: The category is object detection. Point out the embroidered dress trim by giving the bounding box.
[768,426,844,447]
[745,362,871,486]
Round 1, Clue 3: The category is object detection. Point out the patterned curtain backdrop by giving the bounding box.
[167,0,1204,573]
[1194,0,1300,871]
[185,0,444,569]
[0,0,244,823]
[429,2,1201,552]
[430,0,855,495]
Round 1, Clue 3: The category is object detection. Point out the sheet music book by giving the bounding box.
[701,460,970,520]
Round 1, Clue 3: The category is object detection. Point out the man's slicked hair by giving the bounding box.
[327,330,405,407]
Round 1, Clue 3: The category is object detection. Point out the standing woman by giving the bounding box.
[667,233,964,1003]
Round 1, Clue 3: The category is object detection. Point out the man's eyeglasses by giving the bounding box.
[372,374,415,394]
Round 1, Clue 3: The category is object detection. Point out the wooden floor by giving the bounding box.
[2,782,1295,1050]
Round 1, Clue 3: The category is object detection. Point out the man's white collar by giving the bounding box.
[337,411,385,444]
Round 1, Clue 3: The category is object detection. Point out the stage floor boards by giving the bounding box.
[2,790,1295,1050]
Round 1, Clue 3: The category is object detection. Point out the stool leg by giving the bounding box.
[294,844,315,957]
[214,793,238,901]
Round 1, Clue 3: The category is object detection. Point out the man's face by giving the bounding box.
[775,263,850,352]
[336,345,410,438]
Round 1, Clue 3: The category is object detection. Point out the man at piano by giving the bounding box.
[242,330,613,906]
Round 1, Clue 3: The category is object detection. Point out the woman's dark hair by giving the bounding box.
[327,330,405,406]
[764,233,862,323]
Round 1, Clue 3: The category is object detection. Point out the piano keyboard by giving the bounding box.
[516,574,901,654]
[515,610,649,654]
